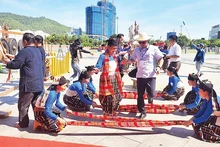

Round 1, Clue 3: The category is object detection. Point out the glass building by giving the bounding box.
[71,27,82,37]
[86,0,116,39]
[209,24,220,39]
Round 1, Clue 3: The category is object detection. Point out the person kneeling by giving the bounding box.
[183,80,220,143]
[34,76,72,133]
[161,66,184,101]
[63,71,98,112]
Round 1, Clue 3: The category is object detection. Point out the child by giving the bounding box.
[161,66,184,100]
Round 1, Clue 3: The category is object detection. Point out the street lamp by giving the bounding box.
[116,16,119,34]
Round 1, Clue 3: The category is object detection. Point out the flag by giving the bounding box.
[183,21,185,25]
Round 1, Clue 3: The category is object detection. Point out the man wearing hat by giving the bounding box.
[166,35,182,72]
[191,42,205,76]
[124,33,164,119]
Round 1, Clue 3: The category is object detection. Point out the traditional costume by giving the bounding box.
[162,66,184,100]
[181,74,203,114]
[34,76,67,133]
[63,73,93,112]
[96,39,123,115]
[192,81,220,143]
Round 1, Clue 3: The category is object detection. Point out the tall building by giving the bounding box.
[86,0,116,39]
[71,27,82,37]
[209,24,220,39]
[167,32,176,40]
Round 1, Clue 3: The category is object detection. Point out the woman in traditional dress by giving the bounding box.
[183,80,220,143]
[179,73,203,115]
[85,65,99,99]
[95,38,123,116]
[161,65,185,100]
[63,71,98,112]
[34,76,72,133]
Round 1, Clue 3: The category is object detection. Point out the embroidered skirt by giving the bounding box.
[33,107,65,133]
[182,90,203,115]
[99,77,122,115]
[63,94,91,112]
[193,116,220,143]
[162,85,185,101]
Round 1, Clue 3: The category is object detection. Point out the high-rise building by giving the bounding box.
[209,24,220,39]
[86,0,116,39]
[71,27,82,37]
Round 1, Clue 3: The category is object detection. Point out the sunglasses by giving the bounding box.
[138,41,147,44]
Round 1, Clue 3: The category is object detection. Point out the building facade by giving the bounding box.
[86,0,116,39]
[71,27,82,37]
[209,24,220,39]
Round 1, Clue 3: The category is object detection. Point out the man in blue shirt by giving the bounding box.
[4,33,44,128]
[191,43,205,76]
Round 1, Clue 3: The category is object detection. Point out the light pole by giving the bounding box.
[116,16,119,34]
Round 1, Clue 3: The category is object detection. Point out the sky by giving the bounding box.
[0,0,220,41]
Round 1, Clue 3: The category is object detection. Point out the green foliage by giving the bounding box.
[177,35,190,47]
[0,12,71,34]
[46,33,102,47]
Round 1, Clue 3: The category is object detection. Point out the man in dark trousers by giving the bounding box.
[4,33,44,128]
[69,39,93,81]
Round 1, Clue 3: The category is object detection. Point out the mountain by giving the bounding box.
[0,12,71,34]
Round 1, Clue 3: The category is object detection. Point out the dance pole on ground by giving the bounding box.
[67,120,184,127]
[70,110,180,122]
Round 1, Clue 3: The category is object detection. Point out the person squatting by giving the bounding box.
[2,32,220,143]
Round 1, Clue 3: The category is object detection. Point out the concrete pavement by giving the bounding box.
[0,51,220,147]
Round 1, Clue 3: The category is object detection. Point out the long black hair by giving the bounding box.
[167,66,179,79]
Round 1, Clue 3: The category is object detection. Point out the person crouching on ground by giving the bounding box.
[179,73,203,115]
[63,71,98,112]
[34,76,72,133]
[161,66,185,101]
[95,38,123,116]
[182,80,220,143]
[85,65,99,99]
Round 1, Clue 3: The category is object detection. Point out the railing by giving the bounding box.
[46,52,71,78]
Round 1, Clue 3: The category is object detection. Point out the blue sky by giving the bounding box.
[0,0,220,40]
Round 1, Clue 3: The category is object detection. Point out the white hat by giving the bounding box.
[137,33,151,41]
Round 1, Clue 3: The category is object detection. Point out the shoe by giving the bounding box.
[139,113,147,119]
[148,97,153,104]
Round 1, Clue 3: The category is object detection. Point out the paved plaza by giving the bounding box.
[0,51,220,147]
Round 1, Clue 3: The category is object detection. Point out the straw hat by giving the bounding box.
[137,33,151,41]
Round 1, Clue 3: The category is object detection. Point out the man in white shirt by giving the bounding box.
[166,35,181,72]
[124,33,164,119]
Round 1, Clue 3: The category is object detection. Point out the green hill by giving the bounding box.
[0,12,71,34]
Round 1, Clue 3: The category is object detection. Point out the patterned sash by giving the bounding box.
[99,55,123,96]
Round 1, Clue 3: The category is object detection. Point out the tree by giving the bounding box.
[177,35,190,48]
